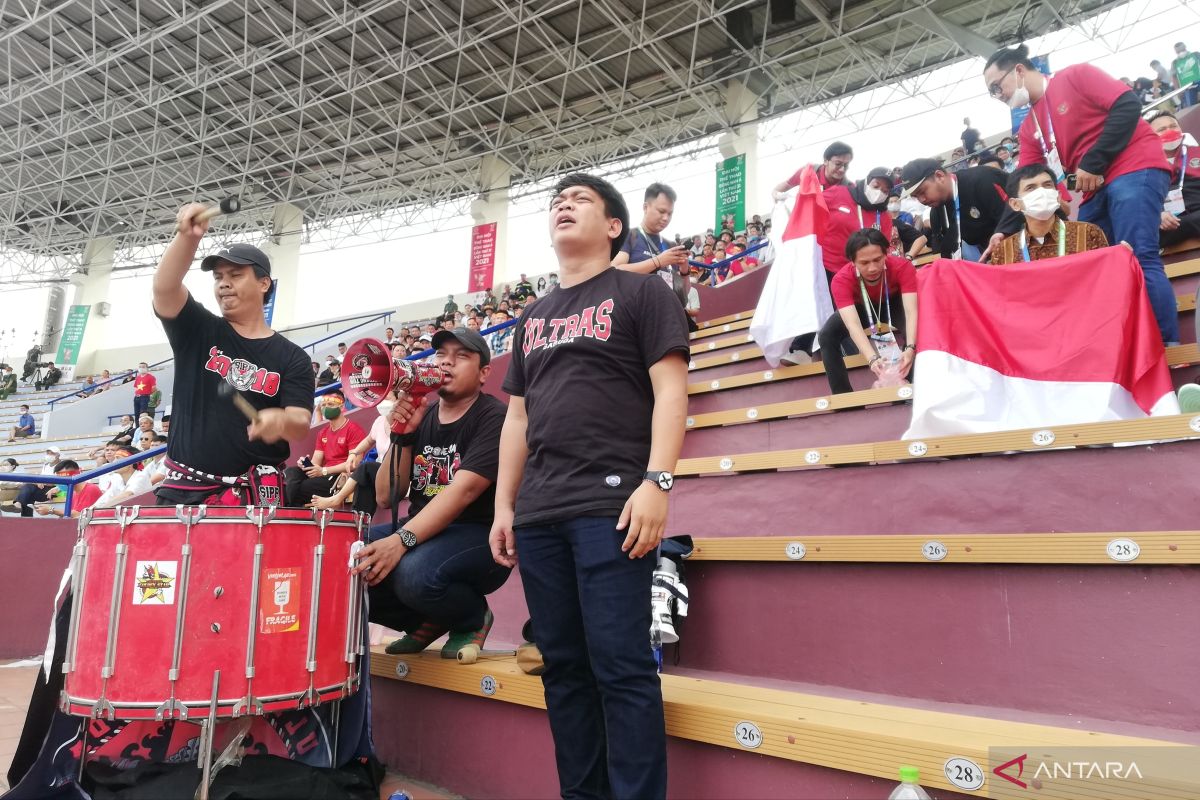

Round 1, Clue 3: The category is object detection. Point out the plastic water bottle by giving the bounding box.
[387,792,412,800]
[887,766,932,800]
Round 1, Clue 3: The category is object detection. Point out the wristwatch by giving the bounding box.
[644,471,674,492]
[398,527,418,548]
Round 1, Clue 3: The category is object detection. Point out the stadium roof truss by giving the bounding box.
[0,0,1127,281]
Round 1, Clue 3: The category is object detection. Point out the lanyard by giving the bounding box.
[857,268,891,334]
[1175,145,1188,194]
[1030,83,1067,182]
[943,175,962,259]
[1019,220,1067,262]
[856,206,882,230]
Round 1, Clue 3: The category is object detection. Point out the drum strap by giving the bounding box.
[160,458,283,507]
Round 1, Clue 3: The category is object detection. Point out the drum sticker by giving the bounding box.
[260,567,302,634]
[132,561,176,605]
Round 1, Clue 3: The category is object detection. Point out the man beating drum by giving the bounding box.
[4,205,379,800]
[152,203,314,505]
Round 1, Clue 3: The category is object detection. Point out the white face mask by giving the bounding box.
[1007,71,1030,109]
[377,400,395,418]
[864,185,887,205]
[44,453,56,462]
[1020,187,1060,221]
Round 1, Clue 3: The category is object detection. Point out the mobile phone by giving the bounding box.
[298,455,313,469]
[1065,173,1077,191]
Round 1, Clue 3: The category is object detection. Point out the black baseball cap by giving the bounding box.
[431,327,492,367]
[200,243,272,278]
[865,166,894,189]
[901,158,943,197]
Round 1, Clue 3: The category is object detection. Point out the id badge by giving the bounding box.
[1165,188,1186,217]
[869,331,902,364]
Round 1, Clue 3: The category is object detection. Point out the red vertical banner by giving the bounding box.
[469,222,497,293]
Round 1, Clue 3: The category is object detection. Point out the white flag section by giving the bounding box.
[750,166,834,366]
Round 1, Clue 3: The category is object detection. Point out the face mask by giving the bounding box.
[864,185,887,205]
[1160,129,1183,152]
[322,406,342,421]
[377,400,395,418]
[887,202,901,214]
[1020,187,1060,221]
[44,454,56,462]
[1007,70,1030,109]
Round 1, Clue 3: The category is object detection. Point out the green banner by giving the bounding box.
[55,304,90,365]
[715,154,746,234]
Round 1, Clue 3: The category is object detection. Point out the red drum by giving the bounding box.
[61,505,366,721]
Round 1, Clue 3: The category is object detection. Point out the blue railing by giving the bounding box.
[689,239,770,285]
[1,445,166,514]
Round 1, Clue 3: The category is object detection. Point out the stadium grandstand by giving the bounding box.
[2,1,1200,799]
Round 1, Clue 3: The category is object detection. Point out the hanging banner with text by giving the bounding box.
[715,154,746,234]
[55,305,90,367]
[469,222,497,293]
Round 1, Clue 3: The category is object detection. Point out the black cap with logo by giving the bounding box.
[200,243,272,279]
[431,327,492,367]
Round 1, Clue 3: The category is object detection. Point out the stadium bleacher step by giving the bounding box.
[368,650,1200,800]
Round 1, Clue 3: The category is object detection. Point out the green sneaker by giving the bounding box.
[1179,384,1200,414]
[385,620,450,655]
[440,608,495,659]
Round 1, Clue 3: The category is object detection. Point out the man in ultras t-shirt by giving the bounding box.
[491,173,689,799]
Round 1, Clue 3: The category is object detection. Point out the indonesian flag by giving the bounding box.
[750,165,834,365]
[904,247,1179,439]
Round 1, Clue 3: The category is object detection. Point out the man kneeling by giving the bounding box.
[352,327,511,658]
[818,228,918,394]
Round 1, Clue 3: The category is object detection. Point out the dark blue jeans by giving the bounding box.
[1078,167,1177,343]
[516,516,666,800]
[367,521,510,633]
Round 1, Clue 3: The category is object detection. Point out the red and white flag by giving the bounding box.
[904,246,1179,439]
[750,166,834,365]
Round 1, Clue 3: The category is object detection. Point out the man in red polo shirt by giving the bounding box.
[772,141,854,199]
[283,389,366,506]
[982,45,1176,343]
[817,228,918,395]
[782,166,895,366]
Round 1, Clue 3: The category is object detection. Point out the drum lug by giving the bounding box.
[175,505,206,524]
[116,506,139,526]
[311,507,333,527]
[231,696,263,718]
[76,507,93,534]
[92,698,116,720]
[298,685,320,709]
[155,698,188,721]
[245,505,276,526]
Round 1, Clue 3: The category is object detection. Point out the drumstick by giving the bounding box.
[197,197,241,223]
[217,381,259,424]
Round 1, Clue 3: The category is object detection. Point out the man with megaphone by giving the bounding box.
[348,326,512,660]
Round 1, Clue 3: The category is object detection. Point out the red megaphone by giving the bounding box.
[341,338,447,413]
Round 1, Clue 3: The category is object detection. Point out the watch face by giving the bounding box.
[657,472,674,491]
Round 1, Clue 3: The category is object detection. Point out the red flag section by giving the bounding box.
[905,246,1179,439]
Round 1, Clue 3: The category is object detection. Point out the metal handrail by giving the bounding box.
[690,239,770,285]
[1,444,166,513]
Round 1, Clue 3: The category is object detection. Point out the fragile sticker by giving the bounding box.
[132,561,176,605]
[259,567,301,634]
